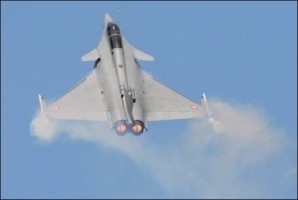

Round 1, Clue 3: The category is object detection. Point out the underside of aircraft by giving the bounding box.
[38,13,211,135]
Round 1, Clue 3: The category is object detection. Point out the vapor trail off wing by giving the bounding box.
[142,71,205,121]
[41,70,108,121]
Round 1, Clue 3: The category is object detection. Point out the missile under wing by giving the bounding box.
[38,13,211,135]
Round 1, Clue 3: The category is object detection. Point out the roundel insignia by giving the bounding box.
[191,105,198,109]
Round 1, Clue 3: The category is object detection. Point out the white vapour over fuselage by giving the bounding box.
[30,98,289,198]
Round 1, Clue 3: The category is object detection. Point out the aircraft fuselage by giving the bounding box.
[96,22,145,135]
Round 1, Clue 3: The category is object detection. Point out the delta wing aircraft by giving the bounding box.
[38,13,211,135]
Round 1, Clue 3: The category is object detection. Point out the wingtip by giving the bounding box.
[201,93,212,120]
[38,94,46,114]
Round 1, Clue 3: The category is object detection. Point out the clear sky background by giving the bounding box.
[1,1,297,199]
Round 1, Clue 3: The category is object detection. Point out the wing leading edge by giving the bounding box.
[141,70,205,121]
[41,70,108,122]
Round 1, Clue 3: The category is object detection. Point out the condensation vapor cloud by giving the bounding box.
[30,98,295,198]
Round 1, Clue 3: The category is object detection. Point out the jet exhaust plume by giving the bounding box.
[30,98,293,198]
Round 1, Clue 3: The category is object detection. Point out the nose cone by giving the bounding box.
[104,13,113,24]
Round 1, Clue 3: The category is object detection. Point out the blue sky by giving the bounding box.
[1,1,297,199]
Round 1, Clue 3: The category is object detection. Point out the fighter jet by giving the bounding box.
[38,13,211,135]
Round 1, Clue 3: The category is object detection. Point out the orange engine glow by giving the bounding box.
[114,120,128,135]
[131,120,144,135]
[132,124,142,133]
[116,124,127,133]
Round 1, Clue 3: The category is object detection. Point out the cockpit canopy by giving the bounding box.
[107,23,121,36]
[107,22,123,49]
